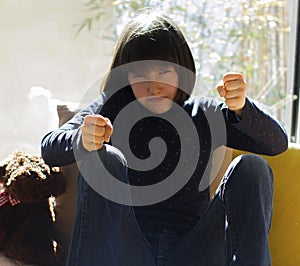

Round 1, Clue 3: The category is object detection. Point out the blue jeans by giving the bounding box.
[67,145,273,266]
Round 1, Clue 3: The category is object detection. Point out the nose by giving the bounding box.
[147,81,161,95]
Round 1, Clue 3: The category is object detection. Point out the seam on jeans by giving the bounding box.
[165,158,242,265]
[165,195,224,265]
[267,166,274,233]
[75,175,89,266]
[219,156,242,201]
[225,185,237,266]
[221,156,242,265]
[129,206,154,250]
[157,233,163,266]
[121,189,132,219]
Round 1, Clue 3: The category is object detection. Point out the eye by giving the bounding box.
[128,72,146,84]
[159,67,174,75]
[129,72,145,78]
[159,70,170,74]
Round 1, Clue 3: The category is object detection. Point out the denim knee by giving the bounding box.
[219,154,274,202]
[100,144,127,166]
[92,144,129,183]
[234,154,273,188]
[221,154,274,265]
[79,144,131,205]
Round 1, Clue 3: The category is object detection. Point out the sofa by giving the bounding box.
[54,104,300,265]
[233,144,300,266]
[209,143,300,266]
[2,104,297,265]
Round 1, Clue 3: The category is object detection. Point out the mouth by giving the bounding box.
[147,96,167,103]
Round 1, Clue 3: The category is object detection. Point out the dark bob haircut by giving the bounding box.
[101,12,196,106]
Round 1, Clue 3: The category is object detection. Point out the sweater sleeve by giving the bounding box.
[41,94,106,166]
[223,97,288,155]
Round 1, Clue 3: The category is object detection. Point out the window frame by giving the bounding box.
[287,0,300,142]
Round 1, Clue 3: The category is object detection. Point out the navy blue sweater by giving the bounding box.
[41,87,288,235]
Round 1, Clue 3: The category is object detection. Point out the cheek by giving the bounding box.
[167,85,178,100]
[169,74,179,88]
[131,83,148,100]
[168,75,179,98]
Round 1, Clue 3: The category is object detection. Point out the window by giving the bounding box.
[79,0,298,141]
[288,0,300,142]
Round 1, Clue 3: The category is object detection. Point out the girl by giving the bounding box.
[41,12,288,266]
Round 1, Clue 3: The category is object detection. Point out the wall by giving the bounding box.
[0,0,114,159]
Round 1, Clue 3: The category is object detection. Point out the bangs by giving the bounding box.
[123,30,179,69]
[105,13,196,103]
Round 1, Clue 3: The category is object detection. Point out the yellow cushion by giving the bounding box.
[233,143,300,266]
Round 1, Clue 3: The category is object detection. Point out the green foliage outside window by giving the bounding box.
[77,0,291,121]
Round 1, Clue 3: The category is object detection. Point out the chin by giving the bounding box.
[146,104,172,114]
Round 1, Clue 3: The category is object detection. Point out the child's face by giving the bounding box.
[128,64,179,114]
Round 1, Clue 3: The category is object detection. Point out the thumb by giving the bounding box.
[216,80,226,97]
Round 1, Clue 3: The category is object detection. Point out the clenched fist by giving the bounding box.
[81,115,113,151]
[217,72,246,118]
